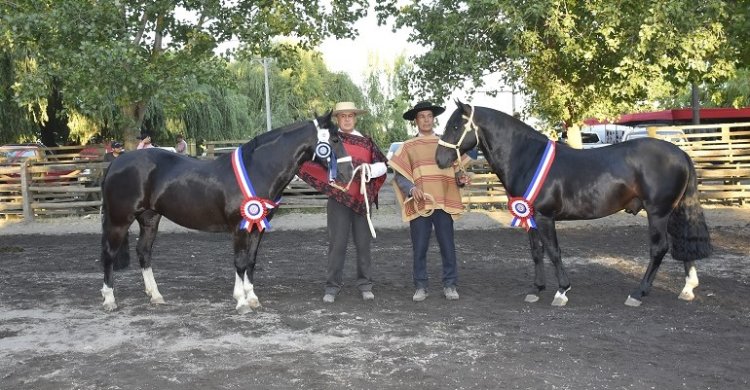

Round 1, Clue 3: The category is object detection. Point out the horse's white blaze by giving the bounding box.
[243,272,260,309]
[678,266,699,301]
[141,267,165,304]
[101,283,117,311]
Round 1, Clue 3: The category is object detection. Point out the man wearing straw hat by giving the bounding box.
[298,101,388,303]
[388,101,471,302]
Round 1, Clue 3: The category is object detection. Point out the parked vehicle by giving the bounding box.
[0,144,79,179]
[386,141,403,160]
[622,128,688,144]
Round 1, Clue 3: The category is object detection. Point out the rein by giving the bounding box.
[437,104,479,173]
[331,163,378,238]
[405,192,436,217]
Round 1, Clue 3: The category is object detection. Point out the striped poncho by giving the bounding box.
[387,135,468,222]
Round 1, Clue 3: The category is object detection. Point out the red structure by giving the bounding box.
[584,107,750,127]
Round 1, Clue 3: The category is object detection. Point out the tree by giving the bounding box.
[378,0,741,127]
[359,55,412,148]
[1,0,369,147]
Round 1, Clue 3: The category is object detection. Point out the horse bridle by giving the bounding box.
[313,119,352,182]
[436,105,480,172]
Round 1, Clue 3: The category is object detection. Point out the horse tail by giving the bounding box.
[667,159,712,261]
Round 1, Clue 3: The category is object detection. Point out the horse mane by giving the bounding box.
[239,111,334,155]
[476,106,548,143]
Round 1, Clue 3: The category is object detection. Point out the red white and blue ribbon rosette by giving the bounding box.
[232,148,279,232]
[508,140,556,231]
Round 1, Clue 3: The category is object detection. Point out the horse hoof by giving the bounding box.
[624,296,642,307]
[551,296,568,306]
[150,296,166,305]
[102,302,118,311]
[678,290,695,301]
[524,294,539,303]
[236,304,253,315]
[247,298,261,309]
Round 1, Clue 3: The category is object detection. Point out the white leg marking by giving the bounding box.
[524,294,540,303]
[244,272,260,309]
[678,266,699,301]
[234,273,251,314]
[551,288,571,307]
[142,268,165,304]
[101,283,117,311]
[625,296,642,307]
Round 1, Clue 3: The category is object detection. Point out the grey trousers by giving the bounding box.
[325,198,373,295]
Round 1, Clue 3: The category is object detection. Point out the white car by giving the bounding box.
[386,141,403,160]
[622,129,688,144]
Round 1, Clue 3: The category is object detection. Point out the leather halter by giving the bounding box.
[437,105,480,172]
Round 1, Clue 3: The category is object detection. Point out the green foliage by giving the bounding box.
[0,0,371,145]
[379,0,742,125]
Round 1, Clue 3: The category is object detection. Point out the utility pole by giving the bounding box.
[262,58,272,132]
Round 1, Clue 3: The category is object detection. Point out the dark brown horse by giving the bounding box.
[100,112,352,313]
[436,101,711,307]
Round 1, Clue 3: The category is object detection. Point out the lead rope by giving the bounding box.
[328,163,377,237]
[404,192,436,217]
[353,163,377,238]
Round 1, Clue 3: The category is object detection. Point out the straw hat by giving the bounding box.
[332,101,368,116]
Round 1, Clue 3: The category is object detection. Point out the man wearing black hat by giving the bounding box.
[104,141,124,162]
[388,101,471,302]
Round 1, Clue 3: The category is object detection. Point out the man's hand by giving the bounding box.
[456,172,472,187]
[410,187,425,202]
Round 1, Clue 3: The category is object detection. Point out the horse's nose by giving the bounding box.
[435,147,452,169]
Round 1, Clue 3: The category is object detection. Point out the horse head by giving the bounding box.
[312,110,353,185]
[436,100,479,169]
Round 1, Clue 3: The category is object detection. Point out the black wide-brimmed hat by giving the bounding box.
[402,101,445,120]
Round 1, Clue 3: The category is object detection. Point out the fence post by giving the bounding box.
[20,161,34,222]
[721,125,730,142]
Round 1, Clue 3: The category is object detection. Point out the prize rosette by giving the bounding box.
[240,196,275,232]
[315,142,332,159]
[508,196,537,230]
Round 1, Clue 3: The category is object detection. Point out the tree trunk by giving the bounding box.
[121,101,147,150]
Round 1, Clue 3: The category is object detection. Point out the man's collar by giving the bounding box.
[340,129,363,137]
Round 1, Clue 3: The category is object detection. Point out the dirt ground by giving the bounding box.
[1,205,749,390]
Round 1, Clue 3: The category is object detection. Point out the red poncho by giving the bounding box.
[298,132,387,215]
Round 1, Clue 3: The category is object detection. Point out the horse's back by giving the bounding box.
[103,149,237,230]
[548,139,692,219]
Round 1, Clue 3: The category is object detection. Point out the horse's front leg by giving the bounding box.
[232,229,264,314]
[536,216,571,306]
[136,211,165,305]
[524,229,546,303]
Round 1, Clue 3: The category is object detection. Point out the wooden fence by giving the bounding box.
[2,125,749,222]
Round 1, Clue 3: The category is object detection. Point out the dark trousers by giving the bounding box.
[409,208,458,289]
[325,198,373,295]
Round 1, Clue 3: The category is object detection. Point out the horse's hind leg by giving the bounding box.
[626,213,670,307]
[136,211,165,305]
[524,229,546,303]
[232,229,264,314]
[678,260,699,301]
[536,217,571,306]
[101,223,130,311]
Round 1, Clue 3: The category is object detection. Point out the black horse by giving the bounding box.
[436,101,712,307]
[100,112,353,313]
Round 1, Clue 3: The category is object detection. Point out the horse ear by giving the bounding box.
[454,99,471,115]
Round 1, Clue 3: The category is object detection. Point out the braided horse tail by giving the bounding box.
[667,157,712,261]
